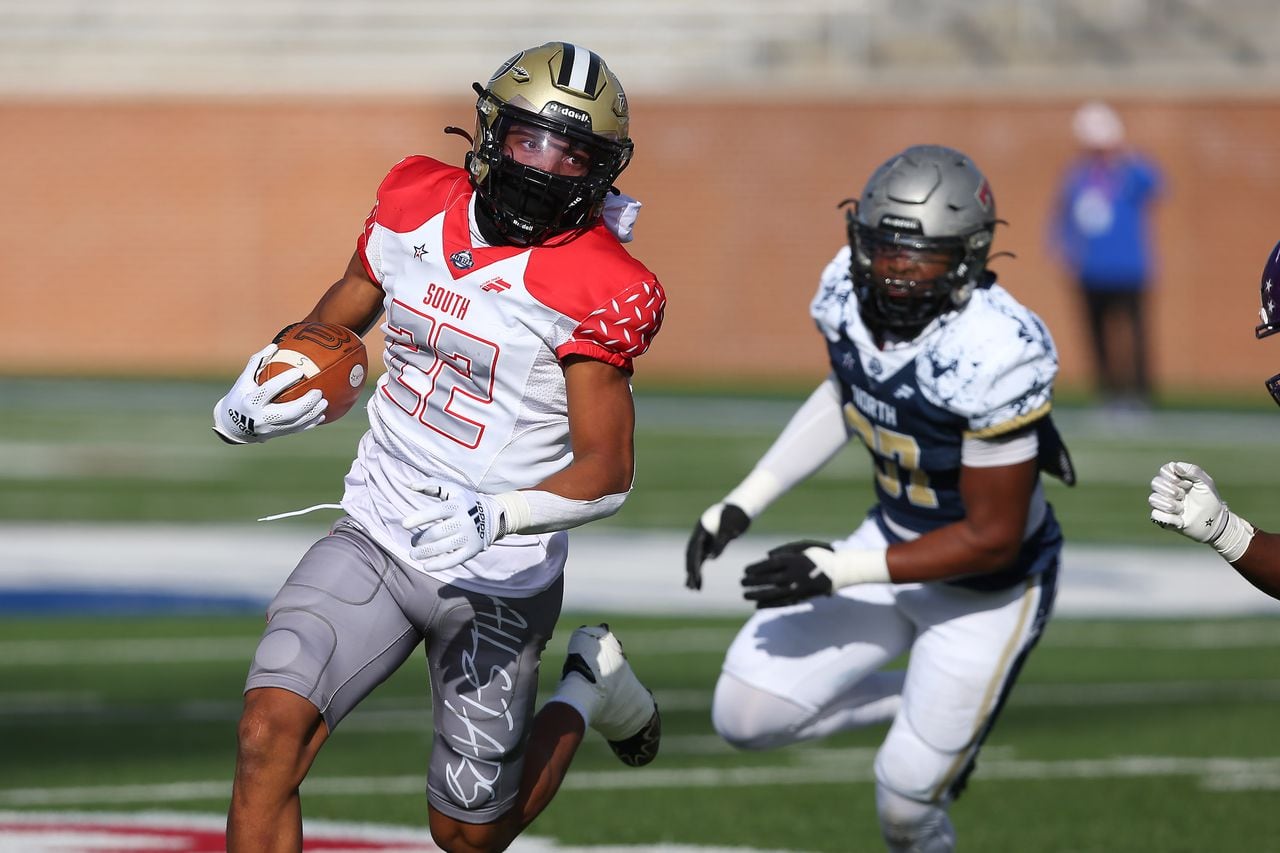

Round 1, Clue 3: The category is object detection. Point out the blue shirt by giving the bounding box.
[1052,153,1162,291]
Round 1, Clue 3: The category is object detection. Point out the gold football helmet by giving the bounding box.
[468,42,633,246]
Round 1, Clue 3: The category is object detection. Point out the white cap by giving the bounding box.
[1072,101,1124,149]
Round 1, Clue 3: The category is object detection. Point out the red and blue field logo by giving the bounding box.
[0,812,444,851]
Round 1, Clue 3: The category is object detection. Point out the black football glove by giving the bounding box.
[741,540,835,608]
[685,503,751,591]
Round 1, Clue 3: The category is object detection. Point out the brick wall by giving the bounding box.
[6,95,1277,395]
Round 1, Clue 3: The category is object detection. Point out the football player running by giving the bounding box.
[1148,240,1280,600]
[685,145,1072,852]
[213,43,665,853]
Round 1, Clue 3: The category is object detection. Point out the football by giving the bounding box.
[257,322,369,423]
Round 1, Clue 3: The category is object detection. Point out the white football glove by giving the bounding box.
[401,478,506,571]
[1148,461,1255,562]
[212,343,328,445]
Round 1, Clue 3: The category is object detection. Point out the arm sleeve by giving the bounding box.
[723,375,853,516]
[961,428,1039,468]
[496,488,629,535]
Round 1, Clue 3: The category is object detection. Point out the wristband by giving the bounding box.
[1211,510,1256,563]
[806,546,891,588]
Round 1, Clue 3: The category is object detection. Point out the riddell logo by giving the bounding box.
[546,101,590,125]
[481,277,512,293]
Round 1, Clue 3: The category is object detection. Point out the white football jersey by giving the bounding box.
[340,156,665,595]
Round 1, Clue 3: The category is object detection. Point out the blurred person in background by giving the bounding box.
[685,144,1074,853]
[1049,100,1164,412]
[211,42,664,853]
[1148,240,1280,601]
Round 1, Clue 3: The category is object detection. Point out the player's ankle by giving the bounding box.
[548,672,601,727]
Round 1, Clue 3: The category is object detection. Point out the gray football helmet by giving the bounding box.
[848,144,998,338]
[468,42,632,246]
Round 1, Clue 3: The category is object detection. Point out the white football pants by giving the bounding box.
[712,515,1055,851]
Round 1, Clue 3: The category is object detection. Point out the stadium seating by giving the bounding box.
[0,0,1276,95]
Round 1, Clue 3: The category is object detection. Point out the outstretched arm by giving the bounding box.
[1149,461,1280,600]
[685,376,853,590]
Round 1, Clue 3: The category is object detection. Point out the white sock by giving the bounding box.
[548,671,601,726]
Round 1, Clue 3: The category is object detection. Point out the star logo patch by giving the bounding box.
[413,244,428,260]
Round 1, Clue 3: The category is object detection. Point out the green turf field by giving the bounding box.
[3,612,1280,851]
[3,375,1278,543]
[4,377,1280,850]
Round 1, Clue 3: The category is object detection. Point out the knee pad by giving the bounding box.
[711,672,810,750]
[246,608,337,704]
[875,713,966,806]
[876,785,956,853]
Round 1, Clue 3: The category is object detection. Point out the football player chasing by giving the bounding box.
[686,145,1072,852]
[211,43,665,853]
[1148,240,1280,600]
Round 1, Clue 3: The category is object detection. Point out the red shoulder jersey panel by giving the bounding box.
[524,227,666,373]
[356,156,471,281]
[356,155,666,373]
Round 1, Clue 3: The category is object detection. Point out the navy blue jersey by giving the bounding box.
[811,247,1061,588]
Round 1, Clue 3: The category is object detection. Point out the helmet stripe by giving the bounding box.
[557,43,602,96]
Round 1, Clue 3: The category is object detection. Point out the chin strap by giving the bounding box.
[443,125,474,145]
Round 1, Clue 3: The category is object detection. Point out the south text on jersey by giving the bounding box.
[423,282,471,321]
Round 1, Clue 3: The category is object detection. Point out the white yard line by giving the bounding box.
[5,524,1280,619]
[5,619,1280,669]
[5,678,1280,723]
[2,753,1278,808]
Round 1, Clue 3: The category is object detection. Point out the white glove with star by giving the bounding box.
[212,343,327,444]
[1148,461,1255,562]
[402,478,507,570]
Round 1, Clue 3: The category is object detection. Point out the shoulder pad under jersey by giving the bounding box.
[917,284,1059,438]
[810,246,856,342]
